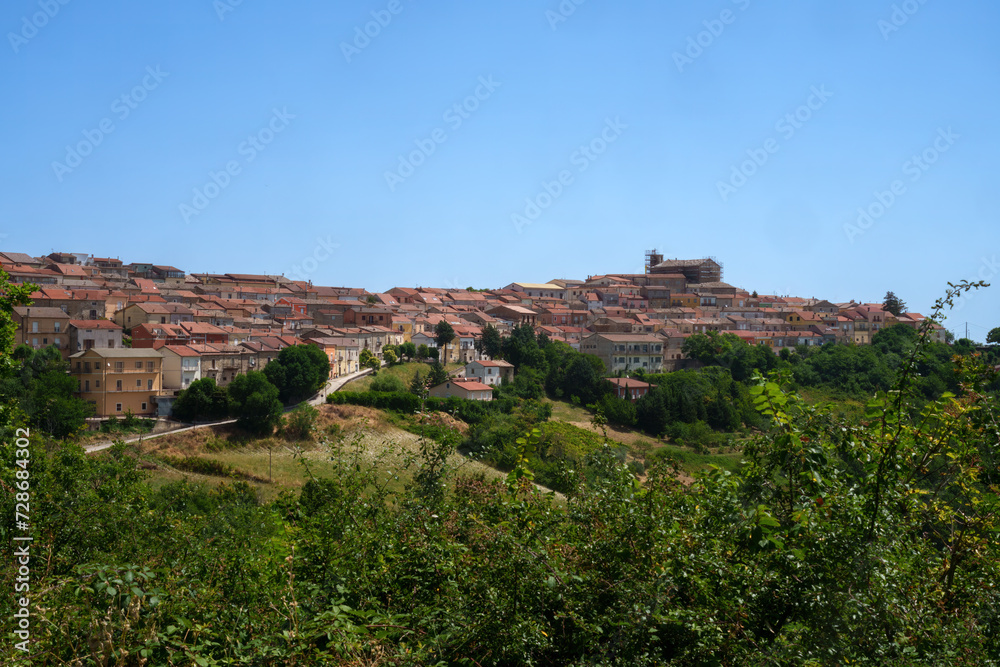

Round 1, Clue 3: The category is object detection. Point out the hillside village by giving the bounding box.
[2,249,946,419]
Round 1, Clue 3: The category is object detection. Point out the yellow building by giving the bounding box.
[71,348,164,417]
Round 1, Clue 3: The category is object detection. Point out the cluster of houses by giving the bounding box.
[2,249,944,419]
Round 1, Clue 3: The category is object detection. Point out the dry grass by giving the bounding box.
[133,404,505,502]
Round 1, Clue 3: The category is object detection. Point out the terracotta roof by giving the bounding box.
[607,378,653,389]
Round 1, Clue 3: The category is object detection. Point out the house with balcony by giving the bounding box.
[159,345,203,394]
[580,333,665,374]
[71,348,164,417]
[187,343,257,387]
[13,306,72,358]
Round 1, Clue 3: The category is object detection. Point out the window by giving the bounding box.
[136,361,143,369]
[84,380,90,391]
[114,362,124,372]
[147,379,153,390]
[96,380,100,388]
[141,402,147,411]
[147,361,154,371]
[31,322,38,333]
[116,403,122,413]
[32,338,37,347]
[54,322,61,333]
[136,379,142,387]
[108,340,114,348]
[116,380,122,391]
[42,338,48,345]
[76,362,81,370]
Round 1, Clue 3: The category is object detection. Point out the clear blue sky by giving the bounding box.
[2,0,997,340]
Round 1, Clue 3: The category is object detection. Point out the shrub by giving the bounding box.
[284,404,319,441]
[370,373,406,393]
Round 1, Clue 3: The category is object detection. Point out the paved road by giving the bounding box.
[84,368,375,454]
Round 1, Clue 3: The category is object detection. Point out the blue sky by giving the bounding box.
[1,0,997,340]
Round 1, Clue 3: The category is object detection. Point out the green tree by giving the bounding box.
[227,370,283,435]
[263,344,331,404]
[399,341,417,361]
[0,268,35,354]
[171,377,231,422]
[417,343,430,360]
[476,323,503,360]
[382,344,398,365]
[408,369,426,395]
[434,320,456,363]
[427,361,449,387]
[2,345,93,438]
[882,290,907,316]
[987,326,1000,345]
[501,323,546,370]
[359,347,380,373]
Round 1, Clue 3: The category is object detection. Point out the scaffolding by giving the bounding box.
[644,249,663,274]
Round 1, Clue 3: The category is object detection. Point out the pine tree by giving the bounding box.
[882,291,906,316]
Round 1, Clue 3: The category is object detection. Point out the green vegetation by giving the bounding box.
[263,343,331,403]
[98,411,155,435]
[282,403,319,441]
[1,345,93,439]
[1,272,998,664]
[882,289,907,316]
[170,377,231,422]
[369,371,406,393]
[228,370,284,435]
[359,347,380,373]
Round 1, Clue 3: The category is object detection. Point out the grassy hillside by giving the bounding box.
[134,404,506,502]
[340,360,464,392]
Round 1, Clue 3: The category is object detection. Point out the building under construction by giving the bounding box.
[645,250,723,285]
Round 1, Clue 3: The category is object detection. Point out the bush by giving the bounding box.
[284,404,319,441]
[328,391,420,413]
[370,373,406,393]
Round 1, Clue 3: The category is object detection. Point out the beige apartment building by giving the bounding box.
[580,333,665,374]
[71,348,164,417]
[13,306,72,359]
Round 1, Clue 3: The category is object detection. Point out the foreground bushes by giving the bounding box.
[5,363,999,666]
